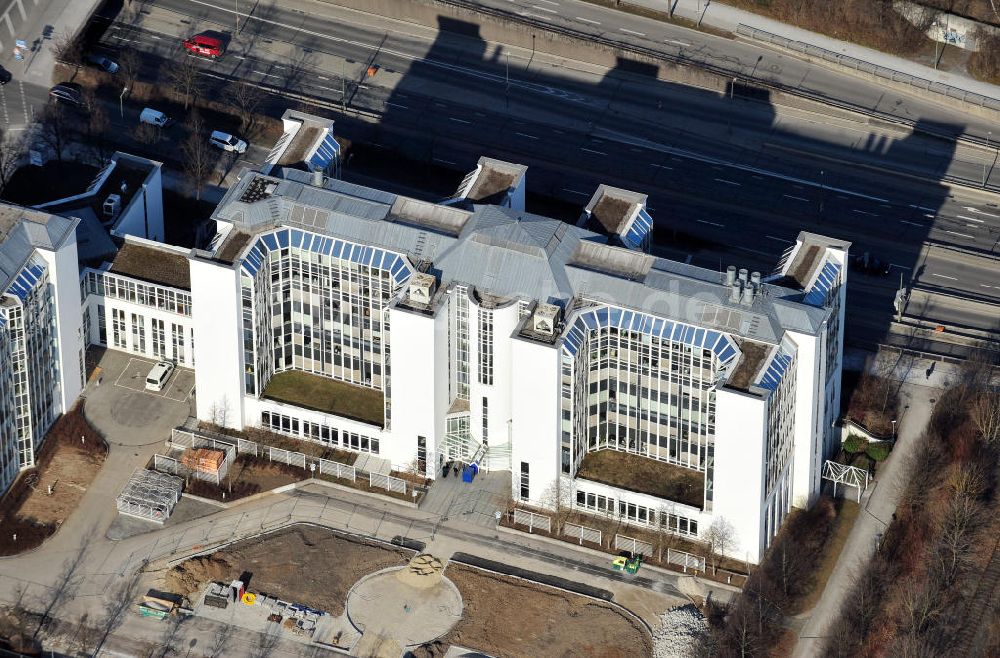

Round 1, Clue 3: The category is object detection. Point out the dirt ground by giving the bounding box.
[439,564,652,658]
[17,441,105,523]
[165,526,410,615]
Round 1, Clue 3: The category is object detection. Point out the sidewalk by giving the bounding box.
[0,0,103,84]
[620,0,1000,102]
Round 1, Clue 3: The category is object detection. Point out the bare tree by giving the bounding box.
[38,104,71,165]
[33,542,88,638]
[223,81,266,138]
[85,91,112,165]
[205,618,235,658]
[90,569,145,656]
[539,477,573,533]
[182,111,214,202]
[163,57,203,110]
[706,517,736,575]
[935,494,979,586]
[52,31,84,70]
[970,389,1000,445]
[0,127,25,194]
[248,622,281,658]
[119,49,142,93]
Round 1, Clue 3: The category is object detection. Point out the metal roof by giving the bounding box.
[0,203,76,295]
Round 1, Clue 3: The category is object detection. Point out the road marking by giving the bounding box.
[619,28,646,36]
[575,16,601,25]
[931,273,957,280]
[714,178,740,186]
[650,164,673,170]
[253,70,282,78]
[765,235,788,242]
[311,84,338,92]
[563,188,589,195]
[318,75,329,80]
[449,117,471,124]
[943,230,974,239]
[531,5,559,14]
[150,35,161,40]
[581,147,607,155]
[852,209,877,216]
[697,220,724,227]
[385,102,408,109]
[665,39,691,46]
[956,215,983,222]
[433,158,456,165]
[900,220,925,227]
[515,132,538,139]
[518,11,549,20]
[535,0,559,5]
[909,204,937,212]
[782,194,808,202]
[889,263,912,270]
[963,206,1000,217]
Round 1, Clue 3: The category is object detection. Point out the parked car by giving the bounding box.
[209,130,247,154]
[49,82,83,106]
[139,108,172,127]
[0,67,11,85]
[145,361,175,392]
[182,34,223,58]
[86,54,119,74]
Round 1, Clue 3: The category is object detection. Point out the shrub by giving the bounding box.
[843,434,869,454]
[866,441,891,462]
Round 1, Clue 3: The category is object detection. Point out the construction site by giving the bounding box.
[162,524,653,657]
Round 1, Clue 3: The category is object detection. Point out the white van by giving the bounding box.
[209,130,247,154]
[140,108,171,127]
[145,361,175,391]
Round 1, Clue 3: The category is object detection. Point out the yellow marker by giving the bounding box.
[242,592,256,605]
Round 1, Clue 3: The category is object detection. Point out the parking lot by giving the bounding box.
[112,356,195,403]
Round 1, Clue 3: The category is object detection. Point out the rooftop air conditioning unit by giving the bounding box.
[408,273,437,305]
[102,194,121,222]
[532,303,561,336]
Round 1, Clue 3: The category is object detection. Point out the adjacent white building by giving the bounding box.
[0,126,849,563]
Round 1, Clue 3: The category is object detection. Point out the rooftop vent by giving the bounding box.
[407,273,437,306]
[102,194,121,222]
[532,303,562,336]
[240,176,275,204]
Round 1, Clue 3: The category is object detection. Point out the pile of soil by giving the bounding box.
[442,565,652,658]
[165,525,410,615]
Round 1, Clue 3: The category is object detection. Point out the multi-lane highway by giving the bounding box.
[76,0,1000,354]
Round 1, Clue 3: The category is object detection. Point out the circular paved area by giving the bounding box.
[346,557,463,648]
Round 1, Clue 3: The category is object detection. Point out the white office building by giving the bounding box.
[0,204,85,495]
[1,125,849,562]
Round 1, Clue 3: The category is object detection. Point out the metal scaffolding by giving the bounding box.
[822,460,870,502]
[116,469,183,523]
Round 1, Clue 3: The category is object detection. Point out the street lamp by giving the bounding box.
[891,419,897,440]
[119,86,129,118]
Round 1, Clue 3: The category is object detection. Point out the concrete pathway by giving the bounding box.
[791,357,943,657]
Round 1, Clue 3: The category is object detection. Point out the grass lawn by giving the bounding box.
[262,370,384,427]
[793,499,860,614]
[577,450,704,509]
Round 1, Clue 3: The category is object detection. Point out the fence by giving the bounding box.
[369,472,407,494]
[512,508,552,533]
[161,431,237,484]
[614,533,654,557]
[737,24,1000,115]
[563,522,602,546]
[269,447,307,470]
[318,457,356,482]
[667,548,707,573]
[237,437,259,457]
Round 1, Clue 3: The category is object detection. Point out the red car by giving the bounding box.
[182,34,223,58]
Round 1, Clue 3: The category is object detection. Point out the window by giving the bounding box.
[481,397,488,446]
[96,304,107,345]
[576,490,615,514]
[151,319,165,358]
[112,309,126,348]
[172,323,186,364]
[519,461,530,499]
[618,501,652,525]
[417,436,427,472]
[478,307,493,385]
[661,513,699,537]
[131,313,145,353]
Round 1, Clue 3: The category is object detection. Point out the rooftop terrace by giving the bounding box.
[725,340,770,392]
[577,449,705,509]
[262,370,385,427]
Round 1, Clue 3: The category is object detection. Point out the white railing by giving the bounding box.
[269,446,306,469]
[236,437,259,457]
[667,548,706,573]
[318,458,356,482]
[614,533,653,557]
[153,454,181,475]
[369,472,407,494]
[563,522,601,545]
[512,508,551,533]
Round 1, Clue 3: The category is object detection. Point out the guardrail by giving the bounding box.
[737,24,1000,119]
